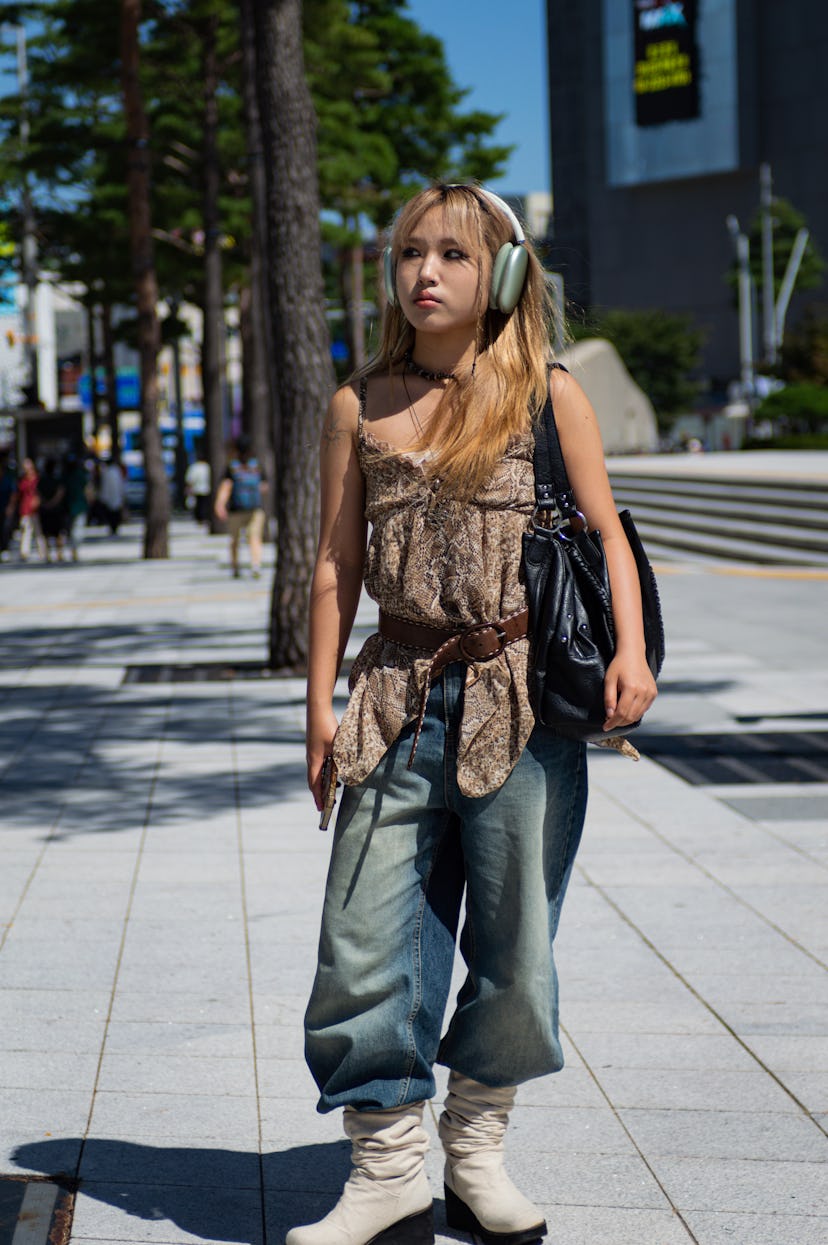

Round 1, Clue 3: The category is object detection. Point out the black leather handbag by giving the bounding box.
[522,379,665,740]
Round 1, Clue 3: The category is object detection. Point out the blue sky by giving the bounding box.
[405,0,550,196]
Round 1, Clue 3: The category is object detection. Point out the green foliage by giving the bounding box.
[743,433,828,450]
[753,381,828,435]
[572,307,705,424]
[0,0,510,380]
[305,0,511,231]
[779,304,828,385]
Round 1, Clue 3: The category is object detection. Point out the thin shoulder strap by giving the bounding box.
[357,377,367,436]
[532,363,579,518]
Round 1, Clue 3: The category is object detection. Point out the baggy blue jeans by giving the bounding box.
[304,663,588,1112]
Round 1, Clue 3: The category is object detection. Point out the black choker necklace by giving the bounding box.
[403,350,456,382]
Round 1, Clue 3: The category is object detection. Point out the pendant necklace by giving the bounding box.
[401,369,428,443]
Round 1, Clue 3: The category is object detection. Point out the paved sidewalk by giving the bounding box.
[0,520,826,1245]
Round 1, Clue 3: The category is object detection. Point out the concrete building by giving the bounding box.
[546,0,828,385]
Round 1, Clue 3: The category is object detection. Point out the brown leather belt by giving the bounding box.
[378,607,529,767]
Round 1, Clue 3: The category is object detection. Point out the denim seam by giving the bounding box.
[550,742,587,921]
[397,809,454,1106]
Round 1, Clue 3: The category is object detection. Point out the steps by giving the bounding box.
[608,471,828,566]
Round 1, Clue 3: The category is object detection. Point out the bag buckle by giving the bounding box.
[458,622,507,664]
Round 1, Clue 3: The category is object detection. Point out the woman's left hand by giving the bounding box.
[603,651,658,732]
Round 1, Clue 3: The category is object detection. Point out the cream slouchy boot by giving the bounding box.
[285,1102,434,1245]
[438,1072,547,1245]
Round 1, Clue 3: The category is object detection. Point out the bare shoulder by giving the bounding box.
[322,382,360,447]
[549,364,594,422]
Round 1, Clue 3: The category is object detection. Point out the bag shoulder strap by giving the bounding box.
[533,362,579,518]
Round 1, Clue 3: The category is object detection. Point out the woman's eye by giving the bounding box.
[445,249,467,260]
[400,247,420,259]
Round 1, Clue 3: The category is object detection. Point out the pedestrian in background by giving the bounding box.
[38,458,68,562]
[294,183,656,1245]
[98,458,126,535]
[62,452,89,562]
[17,457,47,562]
[213,433,268,578]
[0,448,17,562]
[185,446,212,526]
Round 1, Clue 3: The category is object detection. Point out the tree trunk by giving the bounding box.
[120,0,168,557]
[85,302,102,439]
[255,0,335,670]
[239,0,278,503]
[201,13,226,533]
[101,301,120,465]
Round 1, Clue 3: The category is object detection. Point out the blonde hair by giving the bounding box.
[362,183,554,498]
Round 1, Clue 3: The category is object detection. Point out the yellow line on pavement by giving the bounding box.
[651,562,828,581]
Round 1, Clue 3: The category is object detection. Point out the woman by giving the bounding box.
[295,184,657,1245]
[17,458,47,562]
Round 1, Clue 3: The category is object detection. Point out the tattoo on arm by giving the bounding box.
[322,412,348,446]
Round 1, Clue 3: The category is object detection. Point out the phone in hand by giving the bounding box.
[319,755,339,831]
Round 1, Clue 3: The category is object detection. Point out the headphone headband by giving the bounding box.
[449,184,526,245]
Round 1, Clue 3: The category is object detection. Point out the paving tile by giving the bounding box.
[96,1053,256,1097]
[250,1023,305,1063]
[77,1136,260,1190]
[70,1182,264,1244]
[683,1210,828,1244]
[0,1130,83,1177]
[654,1155,828,1215]
[571,1030,759,1072]
[0,1049,100,1091]
[109,990,250,1026]
[103,1022,253,1060]
[0,1086,92,1133]
[590,1066,803,1113]
[89,1091,259,1142]
[619,1106,826,1161]
[563,999,724,1036]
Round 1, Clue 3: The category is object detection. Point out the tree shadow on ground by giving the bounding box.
[12,1137,461,1244]
[0,677,333,837]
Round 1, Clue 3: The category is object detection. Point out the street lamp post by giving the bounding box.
[726,215,755,411]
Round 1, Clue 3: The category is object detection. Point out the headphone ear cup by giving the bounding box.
[489,242,529,314]
[382,247,397,306]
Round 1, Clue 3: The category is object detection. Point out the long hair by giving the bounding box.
[362,183,554,497]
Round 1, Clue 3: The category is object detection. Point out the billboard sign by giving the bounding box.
[634,0,699,126]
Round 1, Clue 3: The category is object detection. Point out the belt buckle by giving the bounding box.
[458,622,507,664]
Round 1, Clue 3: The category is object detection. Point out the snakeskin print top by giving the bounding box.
[332,382,537,797]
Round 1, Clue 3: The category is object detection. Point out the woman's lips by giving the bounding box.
[414,293,440,306]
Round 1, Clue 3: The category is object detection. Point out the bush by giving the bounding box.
[753,382,828,434]
[569,307,704,426]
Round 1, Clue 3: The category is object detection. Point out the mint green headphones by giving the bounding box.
[382,185,530,315]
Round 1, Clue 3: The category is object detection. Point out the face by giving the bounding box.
[395,207,482,333]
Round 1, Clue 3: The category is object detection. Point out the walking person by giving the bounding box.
[37,458,68,562]
[185,445,212,527]
[0,449,17,561]
[62,452,90,562]
[17,458,47,563]
[98,458,126,535]
[293,183,657,1245]
[213,434,268,578]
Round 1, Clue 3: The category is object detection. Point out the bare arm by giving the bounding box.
[306,384,367,808]
[551,367,657,731]
[214,477,232,520]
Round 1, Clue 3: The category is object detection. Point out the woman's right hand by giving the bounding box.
[307,706,340,811]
